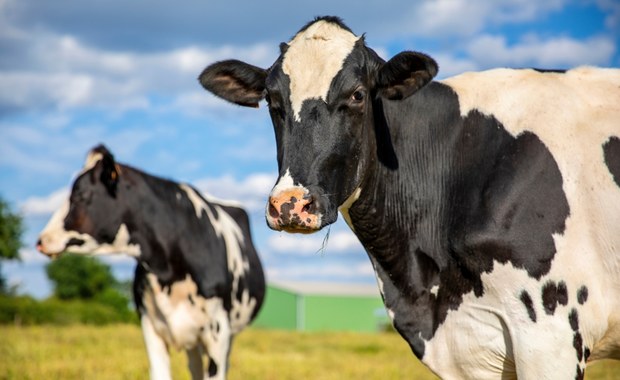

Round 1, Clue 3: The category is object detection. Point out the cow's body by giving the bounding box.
[354,68,620,379]
[37,145,265,380]
[198,17,620,379]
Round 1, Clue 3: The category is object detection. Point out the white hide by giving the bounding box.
[179,183,256,334]
[283,19,360,121]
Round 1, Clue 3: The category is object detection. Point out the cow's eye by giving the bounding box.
[351,89,366,102]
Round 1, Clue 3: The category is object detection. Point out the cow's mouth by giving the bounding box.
[36,242,63,260]
[268,220,323,234]
[36,236,85,259]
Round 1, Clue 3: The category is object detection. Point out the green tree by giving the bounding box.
[46,255,117,300]
[45,254,133,318]
[0,197,23,293]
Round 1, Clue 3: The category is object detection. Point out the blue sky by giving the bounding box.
[1,0,618,298]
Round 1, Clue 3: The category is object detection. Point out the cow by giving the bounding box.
[197,16,620,380]
[36,145,265,380]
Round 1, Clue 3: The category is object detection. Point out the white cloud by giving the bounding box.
[268,229,363,255]
[0,122,142,178]
[0,27,277,115]
[389,0,567,39]
[467,34,616,68]
[431,53,480,79]
[18,171,276,217]
[194,173,276,213]
[489,0,566,24]
[17,247,49,264]
[1,0,616,118]
[20,188,68,216]
[266,261,374,282]
[596,0,620,30]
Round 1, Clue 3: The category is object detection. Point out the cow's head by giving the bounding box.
[36,145,139,258]
[199,16,437,233]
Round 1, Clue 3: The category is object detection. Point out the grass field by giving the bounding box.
[1,324,619,379]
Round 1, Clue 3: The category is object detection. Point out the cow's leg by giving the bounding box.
[187,346,204,380]
[141,315,172,380]
[202,298,231,380]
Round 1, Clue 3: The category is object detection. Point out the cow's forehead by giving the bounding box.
[282,20,360,121]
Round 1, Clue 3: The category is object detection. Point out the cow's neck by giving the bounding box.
[120,168,191,282]
[347,82,467,358]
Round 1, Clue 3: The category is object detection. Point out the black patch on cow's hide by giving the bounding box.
[542,281,559,315]
[133,264,148,314]
[66,237,85,247]
[577,285,589,305]
[569,308,579,332]
[557,281,568,306]
[603,136,620,187]
[542,280,570,315]
[208,356,218,378]
[349,81,570,359]
[575,364,585,380]
[520,290,537,322]
[570,307,587,367]
[450,118,569,281]
[574,331,583,361]
[530,68,567,74]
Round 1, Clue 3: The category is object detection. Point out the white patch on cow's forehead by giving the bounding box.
[283,20,360,121]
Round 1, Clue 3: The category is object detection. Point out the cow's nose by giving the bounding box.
[267,188,320,232]
[36,235,59,258]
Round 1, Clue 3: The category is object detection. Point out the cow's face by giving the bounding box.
[199,17,437,233]
[37,145,136,258]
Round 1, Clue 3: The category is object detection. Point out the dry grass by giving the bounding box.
[1,324,618,379]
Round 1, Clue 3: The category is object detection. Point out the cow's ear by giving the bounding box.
[99,151,119,198]
[198,60,267,108]
[376,52,438,100]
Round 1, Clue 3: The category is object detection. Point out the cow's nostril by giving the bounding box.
[302,199,314,214]
[268,201,280,218]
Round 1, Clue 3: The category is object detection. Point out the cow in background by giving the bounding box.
[198,16,620,380]
[37,145,265,380]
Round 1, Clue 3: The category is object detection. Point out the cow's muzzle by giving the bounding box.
[36,235,83,259]
[36,237,61,259]
[266,188,321,233]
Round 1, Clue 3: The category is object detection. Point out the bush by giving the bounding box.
[0,295,138,325]
[46,255,117,300]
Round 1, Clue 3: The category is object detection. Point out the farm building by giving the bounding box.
[252,281,390,332]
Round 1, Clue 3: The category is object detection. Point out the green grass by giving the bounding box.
[1,324,619,379]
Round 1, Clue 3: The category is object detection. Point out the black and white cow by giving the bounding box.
[37,145,265,380]
[198,16,620,380]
